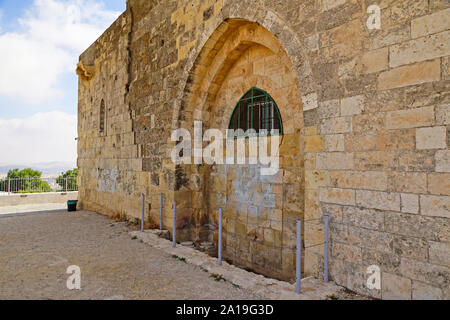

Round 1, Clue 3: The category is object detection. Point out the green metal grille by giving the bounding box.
[228,88,283,137]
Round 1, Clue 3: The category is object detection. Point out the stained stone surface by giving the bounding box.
[77,0,450,299]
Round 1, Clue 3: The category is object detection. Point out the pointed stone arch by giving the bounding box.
[172,3,316,130]
[169,8,319,280]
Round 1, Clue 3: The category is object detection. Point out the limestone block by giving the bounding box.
[305,170,329,189]
[390,31,450,68]
[331,242,361,264]
[354,151,397,171]
[427,173,450,196]
[316,152,354,170]
[361,47,389,74]
[304,135,324,152]
[420,195,450,218]
[388,172,427,194]
[324,134,345,151]
[319,187,356,206]
[411,8,450,38]
[378,60,441,90]
[302,92,318,111]
[385,211,450,242]
[319,117,352,134]
[362,249,402,275]
[321,203,344,223]
[382,273,412,300]
[304,34,319,51]
[322,0,347,12]
[400,193,419,214]
[435,150,450,172]
[400,257,450,288]
[340,95,365,116]
[318,99,340,119]
[356,190,400,211]
[412,281,446,300]
[329,170,388,191]
[344,130,415,152]
[416,126,447,150]
[398,150,435,172]
[370,24,410,50]
[352,113,385,132]
[343,206,385,231]
[429,241,450,267]
[435,104,450,125]
[386,106,435,129]
[392,235,428,260]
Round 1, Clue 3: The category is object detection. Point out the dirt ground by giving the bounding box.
[0,210,262,300]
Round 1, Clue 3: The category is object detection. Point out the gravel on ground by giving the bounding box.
[0,210,262,300]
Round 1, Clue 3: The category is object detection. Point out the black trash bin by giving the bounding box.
[67,200,78,212]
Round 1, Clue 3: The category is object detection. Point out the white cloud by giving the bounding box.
[0,111,77,164]
[0,0,121,104]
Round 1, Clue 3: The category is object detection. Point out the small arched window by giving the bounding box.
[228,88,282,137]
[99,99,106,134]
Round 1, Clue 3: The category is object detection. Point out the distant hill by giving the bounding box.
[0,161,76,177]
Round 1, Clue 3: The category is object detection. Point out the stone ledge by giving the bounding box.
[130,229,354,300]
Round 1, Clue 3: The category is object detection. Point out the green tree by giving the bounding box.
[0,168,52,193]
[56,168,78,191]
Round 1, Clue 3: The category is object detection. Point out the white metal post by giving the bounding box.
[218,208,223,266]
[141,193,145,233]
[296,219,302,294]
[324,215,329,283]
[173,200,176,247]
[160,193,163,230]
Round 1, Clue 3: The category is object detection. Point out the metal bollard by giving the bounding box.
[160,193,163,230]
[141,193,145,233]
[324,215,329,283]
[218,208,223,266]
[173,200,176,247]
[296,219,302,294]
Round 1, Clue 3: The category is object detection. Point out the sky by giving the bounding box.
[0,0,125,166]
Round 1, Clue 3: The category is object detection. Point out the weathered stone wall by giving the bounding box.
[78,0,450,299]
[203,41,304,280]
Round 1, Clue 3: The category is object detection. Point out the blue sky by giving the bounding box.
[0,0,125,165]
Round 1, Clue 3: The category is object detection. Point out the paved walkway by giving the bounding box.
[0,210,261,300]
[131,230,365,300]
[0,210,368,300]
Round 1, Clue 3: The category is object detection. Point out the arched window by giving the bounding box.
[228,88,282,137]
[99,99,106,134]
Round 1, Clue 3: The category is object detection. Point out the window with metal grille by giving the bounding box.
[99,99,106,134]
[228,88,283,137]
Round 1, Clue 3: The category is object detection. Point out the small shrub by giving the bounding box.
[111,212,128,223]
[210,274,226,282]
[144,215,160,230]
[172,255,187,263]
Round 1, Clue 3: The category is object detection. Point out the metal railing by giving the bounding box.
[0,177,78,195]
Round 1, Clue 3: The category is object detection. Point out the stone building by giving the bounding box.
[77,0,450,299]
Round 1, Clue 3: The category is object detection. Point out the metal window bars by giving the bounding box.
[228,87,283,137]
